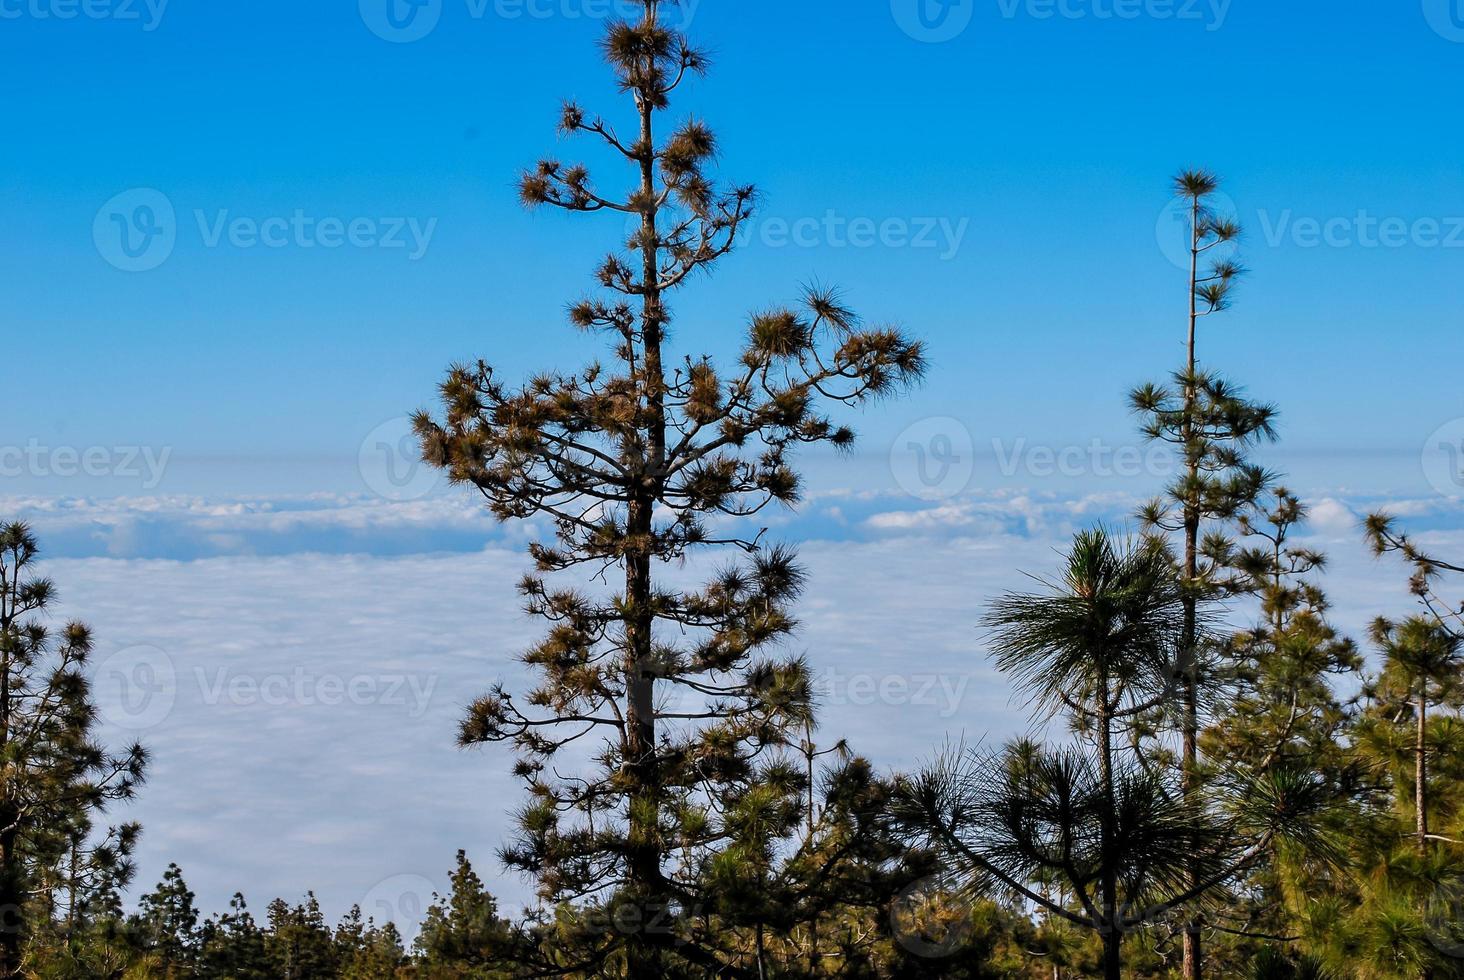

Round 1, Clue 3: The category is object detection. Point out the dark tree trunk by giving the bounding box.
[1417,686,1429,856]
[1181,191,1203,980]
[1103,926,1123,980]
[1098,682,1123,980]
[0,822,22,980]
[623,11,669,969]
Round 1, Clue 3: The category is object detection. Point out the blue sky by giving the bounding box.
[4,0,1463,497]
[4,0,1464,922]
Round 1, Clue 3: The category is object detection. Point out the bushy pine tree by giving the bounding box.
[1366,515,1464,642]
[1218,489,1360,773]
[134,864,199,972]
[413,1,922,973]
[333,906,404,980]
[264,894,338,980]
[0,522,146,978]
[897,529,1335,980]
[1196,490,1365,961]
[413,850,514,977]
[198,893,272,979]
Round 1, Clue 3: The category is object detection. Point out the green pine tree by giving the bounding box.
[898,529,1335,980]
[134,864,199,975]
[1131,170,1277,980]
[0,522,147,978]
[412,1,922,973]
[264,894,338,980]
[198,893,272,980]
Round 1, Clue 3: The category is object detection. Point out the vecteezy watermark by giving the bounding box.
[993,438,1175,480]
[94,189,438,272]
[1423,0,1464,43]
[994,0,1230,29]
[581,896,696,938]
[359,0,699,43]
[94,644,441,732]
[890,876,972,958]
[1423,418,1464,499]
[1256,209,1464,250]
[1155,188,1239,270]
[816,668,973,720]
[621,210,971,260]
[194,210,437,259]
[0,0,168,31]
[750,212,970,260]
[363,874,443,944]
[891,417,976,501]
[359,0,442,42]
[95,645,178,731]
[0,441,172,489]
[1156,193,1464,268]
[1425,878,1464,959]
[359,417,442,502]
[892,0,1229,42]
[195,667,440,719]
[890,0,976,43]
[94,189,177,273]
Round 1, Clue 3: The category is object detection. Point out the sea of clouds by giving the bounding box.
[2,484,1459,934]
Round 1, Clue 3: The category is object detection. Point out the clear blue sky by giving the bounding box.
[4,0,1462,495]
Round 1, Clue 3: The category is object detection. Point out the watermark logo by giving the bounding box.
[891,417,976,501]
[360,0,442,42]
[993,437,1174,480]
[1425,878,1464,958]
[1256,209,1464,250]
[94,189,176,273]
[1423,0,1464,42]
[0,441,171,488]
[360,416,442,502]
[95,645,178,731]
[1155,188,1238,270]
[195,667,439,718]
[817,668,972,720]
[94,189,439,271]
[1158,193,1464,267]
[1423,418,1464,499]
[890,876,972,958]
[622,210,970,260]
[363,873,442,943]
[361,0,699,43]
[995,0,1229,29]
[0,0,169,31]
[891,0,975,42]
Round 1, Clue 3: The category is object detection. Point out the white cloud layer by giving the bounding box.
[10,490,1461,925]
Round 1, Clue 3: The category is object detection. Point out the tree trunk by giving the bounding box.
[1097,679,1123,980]
[1181,190,1203,980]
[1103,926,1123,980]
[0,822,21,980]
[1417,685,1429,856]
[622,7,669,972]
[0,566,18,978]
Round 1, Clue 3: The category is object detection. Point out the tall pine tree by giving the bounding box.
[1131,171,1277,980]
[413,1,922,973]
[0,522,146,978]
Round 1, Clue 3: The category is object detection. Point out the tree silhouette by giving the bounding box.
[0,523,146,979]
[897,529,1334,980]
[1131,170,1277,980]
[413,1,923,972]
